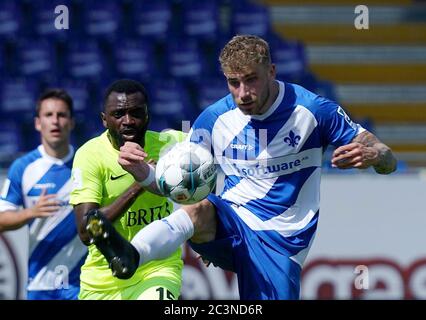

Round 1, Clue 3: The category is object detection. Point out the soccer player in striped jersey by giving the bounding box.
[97,35,397,299]
[0,89,87,300]
[70,79,185,300]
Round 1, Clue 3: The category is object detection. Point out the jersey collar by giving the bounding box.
[38,144,74,165]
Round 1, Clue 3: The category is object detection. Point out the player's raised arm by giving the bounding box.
[118,141,162,195]
[331,130,397,174]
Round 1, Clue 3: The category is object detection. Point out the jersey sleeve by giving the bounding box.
[69,145,103,206]
[0,160,24,211]
[314,96,365,147]
[187,108,216,152]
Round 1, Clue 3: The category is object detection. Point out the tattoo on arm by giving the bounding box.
[353,131,397,174]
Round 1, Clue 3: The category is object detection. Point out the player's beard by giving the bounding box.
[108,129,124,149]
[113,130,146,148]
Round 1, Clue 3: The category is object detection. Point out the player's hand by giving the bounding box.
[28,188,61,218]
[118,142,150,181]
[331,142,380,169]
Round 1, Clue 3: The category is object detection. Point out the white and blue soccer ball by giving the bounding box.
[155,142,217,204]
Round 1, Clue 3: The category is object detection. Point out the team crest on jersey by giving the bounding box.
[284,130,301,147]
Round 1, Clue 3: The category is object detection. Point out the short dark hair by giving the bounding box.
[36,88,74,117]
[103,79,149,109]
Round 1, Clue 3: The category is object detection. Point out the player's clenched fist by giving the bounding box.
[118,141,150,181]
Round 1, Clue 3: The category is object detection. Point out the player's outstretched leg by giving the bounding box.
[85,209,140,279]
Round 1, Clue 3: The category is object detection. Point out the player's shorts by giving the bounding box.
[78,276,181,300]
[27,284,80,300]
[189,194,301,300]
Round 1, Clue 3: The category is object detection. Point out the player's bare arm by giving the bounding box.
[118,141,162,195]
[0,189,60,232]
[331,131,397,174]
[74,182,145,244]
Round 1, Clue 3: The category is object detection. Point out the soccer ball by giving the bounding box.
[155,142,217,204]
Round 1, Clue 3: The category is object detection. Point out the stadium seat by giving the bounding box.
[0,44,4,76]
[195,77,229,111]
[30,0,73,41]
[15,39,56,79]
[269,36,308,82]
[131,1,174,43]
[0,120,24,164]
[181,0,220,42]
[165,39,205,81]
[230,1,272,38]
[64,42,107,80]
[0,78,40,151]
[114,40,157,80]
[0,78,38,118]
[148,78,196,131]
[51,78,93,115]
[0,0,22,39]
[82,0,122,41]
[62,78,104,145]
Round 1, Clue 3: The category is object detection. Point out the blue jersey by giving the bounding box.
[0,145,87,298]
[189,81,364,267]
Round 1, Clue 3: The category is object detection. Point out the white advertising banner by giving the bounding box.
[0,227,28,299]
[180,173,426,300]
[302,173,426,300]
[1,173,425,300]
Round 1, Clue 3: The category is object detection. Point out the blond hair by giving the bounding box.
[219,35,271,73]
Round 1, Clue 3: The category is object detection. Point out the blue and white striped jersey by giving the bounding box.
[189,81,364,266]
[0,145,87,292]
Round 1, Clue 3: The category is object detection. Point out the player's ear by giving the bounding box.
[35,116,41,132]
[269,64,276,78]
[101,112,107,128]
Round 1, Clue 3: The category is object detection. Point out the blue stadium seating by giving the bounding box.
[29,0,73,41]
[230,1,272,37]
[0,0,343,165]
[0,44,4,76]
[131,1,174,43]
[15,39,56,79]
[0,78,40,150]
[64,42,107,80]
[114,40,157,80]
[165,39,205,81]
[0,0,22,40]
[269,36,308,82]
[148,78,196,131]
[0,121,24,165]
[195,77,229,111]
[181,1,220,42]
[82,0,122,41]
[0,78,38,118]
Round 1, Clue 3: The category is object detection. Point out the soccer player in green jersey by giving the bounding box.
[69,79,185,300]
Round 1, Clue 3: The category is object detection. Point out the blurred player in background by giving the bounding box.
[70,79,185,300]
[88,35,397,299]
[0,89,87,300]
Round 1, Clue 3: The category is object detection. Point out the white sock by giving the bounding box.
[130,208,194,265]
